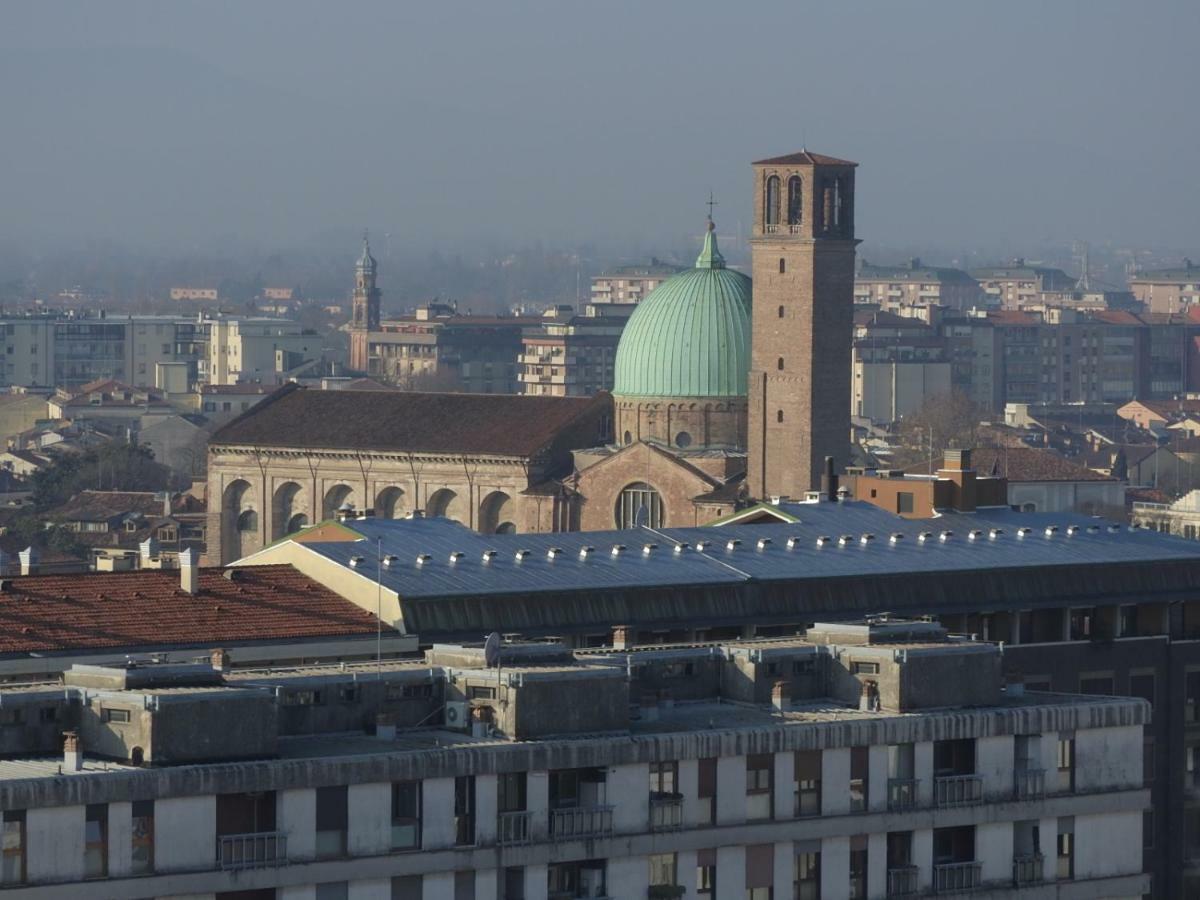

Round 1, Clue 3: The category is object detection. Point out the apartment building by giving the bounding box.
[970,260,1077,310]
[590,258,684,306]
[518,304,632,398]
[853,258,980,311]
[206,317,321,386]
[851,311,951,423]
[0,618,1148,899]
[1130,259,1200,314]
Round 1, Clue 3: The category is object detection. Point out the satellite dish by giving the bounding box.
[484,632,502,668]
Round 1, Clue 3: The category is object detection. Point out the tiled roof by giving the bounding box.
[211,384,610,457]
[0,564,388,656]
[966,448,1115,482]
[753,150,857,167]
[55,491,168,523]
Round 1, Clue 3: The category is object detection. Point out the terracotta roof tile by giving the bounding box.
[0,564,389,656]
[753,150,857,167]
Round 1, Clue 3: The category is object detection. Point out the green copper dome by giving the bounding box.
[613,220,752,398]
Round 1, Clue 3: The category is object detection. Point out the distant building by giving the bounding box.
[854,258,980,310]
[169,287,219,302]
[206,317,320,386]
[851,310,951,424]
[1130,258,1200,314]
[590,258,684,306]
[261,287,294,301]
[970,259,1077,309]
[518,303,632,397]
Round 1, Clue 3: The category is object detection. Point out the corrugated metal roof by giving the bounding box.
[290,503,1200,601]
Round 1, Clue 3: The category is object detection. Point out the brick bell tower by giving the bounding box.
[349,232,381,373]
[747,150,859,499]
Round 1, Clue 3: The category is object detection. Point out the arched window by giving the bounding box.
[776,410,784,423]
[616,482,664,529]
[765,175,781,226]
[675,431,692,449]
[623,430,633,445]
[236,509,258,533]
[777,357,784,371]
[835,174,851,235]
[787,175,803,226]
[779,258,786,274]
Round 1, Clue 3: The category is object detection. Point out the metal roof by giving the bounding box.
[285,503,1200,601]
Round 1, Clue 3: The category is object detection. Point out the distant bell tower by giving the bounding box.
[349,232,381,373]
[747,150,859,499]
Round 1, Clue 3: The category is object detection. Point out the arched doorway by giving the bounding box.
[479,491,515,534]
[272,482,306,540]
[323,484,356,519]
[376,486,405,519]
[221,479,256,561]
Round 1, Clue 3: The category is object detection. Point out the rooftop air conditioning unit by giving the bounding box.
[443,701,468,730]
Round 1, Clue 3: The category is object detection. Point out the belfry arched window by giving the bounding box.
[765,176,781,227]
[616,482,664,529]
[787,175,803,226]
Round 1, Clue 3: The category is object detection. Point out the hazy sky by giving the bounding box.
[2,0,1197,256]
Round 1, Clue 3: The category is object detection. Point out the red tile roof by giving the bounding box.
[968,448,1115,482]
[753,150,857,167]
[0,564,389,656]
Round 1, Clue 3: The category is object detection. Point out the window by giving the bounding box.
[697,859,715,895]
[1079,674,1114,695]
[765,176,781,226]
[786,175,803,226]
[747,889,771,900]
[778,305,785,318]
[777,409,784,423]
[779,258,786,274]
[650,760,678,796]
[1056,735,1075,793]
[850,661,879,675]
[316,884,349,900]
[84,804,107,878]
[795,750,821,817]
[1,811,24,884]
[850,747,869,812]
[131,800,153,874]
[697,757,717,825]
[777,357,784,370]
[315,786,347,858]
[649,853,677,887]
[1056,817,1074,880]
[454,776,475,846]
[497,772,527,813]
[616,482,663,529]
[338,685,360,703]
[100,706,129,724]
[795,850,820,900]
[283,689,322,706]
[391,782,421,850]
[849,835,868,899]
[897,492,914,514]
[746,753,773,820]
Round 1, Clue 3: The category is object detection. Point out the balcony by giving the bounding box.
[887,778,919,812]
[649,793,683,831]
[1012,853,1044,886]
[934,774,983,808]
[1014,768,1045,801]
[217,832,288,870]
[887,865,920,897]
[549,805,614,841]
[933,861,982,893]
[497,810,532,846]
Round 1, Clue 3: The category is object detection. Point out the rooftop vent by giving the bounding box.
[757,538,772,550]
[415,553,432,566]
[860,533,875,544]
[481,549,498,562]
[967,529,984,541]
[611,544,626,557]
[642,543,657,555]
[514,549,531,561]
[547,547,563,559]
[382,554,399,568]
[1066,525,1080,536]
[694,540,710,551]
[816,535,832,547]
[989,528,1004,539]
[1107,524,1122,533]
[939,530,953,542]
[1087,525,1101,534]
[1016,527,1032,538]
[448,551,465,563]
[1044,526,1059,536]
[726,539,741,551]
[578,546,594,559]
[838,534,855,546]
[349,556,365,568]
[786,536,802,549]
[917,532,933,543]
[889,532,905,543]
[673,542,689,554]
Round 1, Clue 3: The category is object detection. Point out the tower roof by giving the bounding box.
[357,233,376,272]
[613,219,751,399]
[753,149,858,167]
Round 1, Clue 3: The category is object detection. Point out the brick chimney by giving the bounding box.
[936,448,978,512]
[612,625,633,651]
[179,548,198,594]
[63,730,82,772]
[209,648,231,673]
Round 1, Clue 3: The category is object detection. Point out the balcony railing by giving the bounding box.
[497,810,532,846]
[1012,853,1044,885]
[887,865,920,897]
[887,778,919,811]
[933,861,982,893]
[649,793,683,831]
[1014,767,1046,800]
[934,773,983,807]
[217,832,287,870]
[549,805,614,840]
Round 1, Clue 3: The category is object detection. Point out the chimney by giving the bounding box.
[179,548,198,594]
[139,537,159,568]
[209,648,231,672]
[63,730,82,772]
[19,546,38,577]
[612,625,633,651]
[161,491,172,518]
[771,679,791,712]
[819,456,838,501]
[937,448,978,512]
